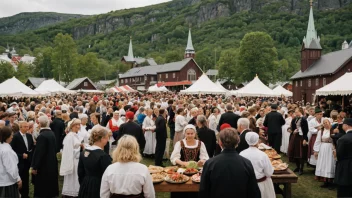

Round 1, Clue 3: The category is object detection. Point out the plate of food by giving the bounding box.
[271,160,288,173]
[258,143,272,150]
[191,173,201,183]
[148,165,164,174]
[183,168,198,176]
[151,173,165,184]
[164,166,178,174]
[272,154,281,159]
[165,173,189,184]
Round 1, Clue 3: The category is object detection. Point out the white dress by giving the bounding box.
[307,118,322,166]
[313,129,335,178]
[78,124,90,148]
[280,116,292,154]
[208,113,220,134]
[60,132,81,196]
[142,116,156,155]
[240,147,276,198]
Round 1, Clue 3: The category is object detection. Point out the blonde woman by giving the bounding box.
[60,118,83,198]
[100,135,155,198]
[78,125,111,198]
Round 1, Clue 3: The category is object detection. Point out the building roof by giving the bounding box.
[26,77,46,88]
[119,58,197,78]
[206,69,218,76]
[303,5,322,50]
[66,77,98,90]
[291,48,352,79]
[122,56,157,66]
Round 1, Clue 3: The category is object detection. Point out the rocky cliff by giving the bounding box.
[0,12,84,34]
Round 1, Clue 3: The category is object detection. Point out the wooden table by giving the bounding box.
[272,168,298,198]
[154,169,298,197]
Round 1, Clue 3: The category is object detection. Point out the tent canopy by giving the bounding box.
[234,76,275,97]
[215,80,228,91]
[35,79,75,95]
[316,72,352,96]
[148,84,169,92]
[180,74,227,94]
[272,85,292,97]
[0,77,40,97]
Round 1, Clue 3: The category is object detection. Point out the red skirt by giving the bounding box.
[287,133,307,162]
[307,134,317,158]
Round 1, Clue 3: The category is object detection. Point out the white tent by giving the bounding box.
[180,74,227,94]
[215,81,228,91]
[234,76,276,97]
[148,85,169,92]
[272,85,293,97]
[0,77,40,97]
[35,79,75,95]
[316,72,352,96]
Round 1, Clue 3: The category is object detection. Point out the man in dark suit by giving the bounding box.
[11,121,34,198]
[236,118,252,153]
[117,111,146,151]
[31,115,59,198]
[263,104,285,152]
[50,110,65,153]
[199,128,261,198]
[335,118,352,197]
[167,100,175,141]
[217,104,240,130]
[155,109,167,166]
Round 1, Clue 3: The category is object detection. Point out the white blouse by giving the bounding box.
[313,129,331,152]
[0,143,21,186]
[175,115,188,132]
[208,114,220,134]
[100,162,155,198]
[240,147,274,179]
[142,116,156,131]
[170,139,209,165]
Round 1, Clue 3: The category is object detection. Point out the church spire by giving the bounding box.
[184,28,195,59]
[303,0,321,49]
[127,36,134,61]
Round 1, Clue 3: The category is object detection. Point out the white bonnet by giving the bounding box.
[245,132,259,146]
[183,124,197,135]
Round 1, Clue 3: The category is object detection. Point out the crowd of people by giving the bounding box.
[0,92,351,198]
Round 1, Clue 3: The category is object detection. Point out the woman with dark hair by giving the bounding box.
[196,115,216,158]
[0,126,22,198]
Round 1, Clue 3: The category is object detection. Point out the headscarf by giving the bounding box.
[245,132,259,146]
[183,124,196,135]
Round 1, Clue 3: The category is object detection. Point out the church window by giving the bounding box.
[308,79,311,87]
[173,73,176,78]
[300,80,303,87]
[323,78,326,86]
[166,73,168,79]
[187,69,196,81]
[159,74,161,80]
[151,76,154,81]
[316,78,319,86]
[84,82,88,87]
[144,75,147,81]
[295,81,298,87]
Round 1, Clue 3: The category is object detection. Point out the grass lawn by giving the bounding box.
[29,138,336,198]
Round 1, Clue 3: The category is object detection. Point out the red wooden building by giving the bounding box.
[119,29,203,91]
[290,2,352,103]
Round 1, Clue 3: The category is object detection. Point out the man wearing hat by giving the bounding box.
[335,118,352,197]
[117,111,146,151]
[307,108,323,167]
[263,104,285,152]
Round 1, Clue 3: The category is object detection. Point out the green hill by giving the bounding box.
[0,0,351,81]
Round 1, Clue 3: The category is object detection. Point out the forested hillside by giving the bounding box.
[0,0,351,83]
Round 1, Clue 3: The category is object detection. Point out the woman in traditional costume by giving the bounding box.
[78,125,111,198]
[313,119,336,188]
[240,132,275,198]
[174,108,188,146]
[287,107,308,175]
[100,135,155,198]
[307,109,323,167]
[60,118,83,198]
[170,124,209,198]
[142,109,156,156]
[280,110,293,154]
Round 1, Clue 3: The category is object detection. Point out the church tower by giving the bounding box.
[301,0,322,72]
[184,28,195,59]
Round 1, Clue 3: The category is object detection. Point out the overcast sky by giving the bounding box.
[0,0,171,18]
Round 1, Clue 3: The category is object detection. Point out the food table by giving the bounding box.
[153,169,298,198]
